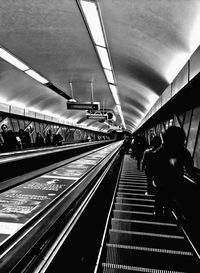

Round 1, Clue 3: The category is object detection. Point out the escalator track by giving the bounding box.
[100,155,200,273]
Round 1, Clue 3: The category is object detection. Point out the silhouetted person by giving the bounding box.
[133,134,148,170]
[54,133,63,146]
[0,124,18,152]
[18,129,31,149]
[35,132,45,147]
[45,129,54,146]
[152,126,197,217]
[123,136,131,154]
[142,135,162,195]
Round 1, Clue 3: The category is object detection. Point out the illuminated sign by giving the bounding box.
[66,102,100,110]
[86,112,108,120]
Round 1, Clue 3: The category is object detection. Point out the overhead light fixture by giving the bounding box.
[0,47,49,85]
[80,0,105,47]
[96,46,112,70]
[0,48,29,71]
[79,0,125,129]
[109,84,120,105]
[104,69,115,84]
[116,105,126,129]
[25,69,48,84]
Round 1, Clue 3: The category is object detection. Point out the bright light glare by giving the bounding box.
[165,52,190,83]
[188,13,200,52]
[96,46,111,70]
[0,97,7,103]
[80,1,105,47]
[0,48,29,71]
[25,69,48,84]
[109,84,120,105]
[52,114,61,119]
[104,69,115,84]
[116,104,126,129]
[27,107,40,113]
[42,110,52,116]
[116,104,122,116]
[9,101,26,108]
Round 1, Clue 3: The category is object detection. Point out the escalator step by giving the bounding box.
[102,262,188,273]
[111,218,181,235]
[118,188,146,194]
[118,185,147,189]
[117,192,154,199]
[116,196,155,205]
[119,182,147,186]
[113,209,155,221]
[109,229,187,250]
[115,202,154,212]
[105,243,195,271]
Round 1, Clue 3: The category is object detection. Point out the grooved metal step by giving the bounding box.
[111,218,182,235]
[105,244,195,271]
[102,263,187,273]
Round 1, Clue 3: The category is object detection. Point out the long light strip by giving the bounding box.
[96,46,112,70]
[25,69,48,84]
[80,0,105,47]
[79,0,125,129]
[0,48,29,71]
[104,69,115,84]
[116,104,125,128]
[109,84,120,105]
[0,47,49,85]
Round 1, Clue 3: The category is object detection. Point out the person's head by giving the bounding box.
[1,124,8,132]
[163,126,186,148]
[150,136,162,148]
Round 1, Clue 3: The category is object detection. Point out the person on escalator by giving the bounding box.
[0,124,18,152]
[152,126,198,217]
[132,134,148,170]
[142,135,162,195]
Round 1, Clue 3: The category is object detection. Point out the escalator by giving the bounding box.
[97,155,200,273]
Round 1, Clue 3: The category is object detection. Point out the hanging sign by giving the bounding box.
[66,102,100,110]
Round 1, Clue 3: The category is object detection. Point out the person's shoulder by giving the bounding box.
[182,147,192,158]
[153,146,163,153]
[153,146,165,159]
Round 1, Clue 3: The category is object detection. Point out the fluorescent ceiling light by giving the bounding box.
[109,84,120,105]
[0,48,29,71]
[116,104,122,117]
[25,69,48,84]
[116,104,126,129]
[96,46,111,70]
[80,1,105,47]
[104,69,115,84]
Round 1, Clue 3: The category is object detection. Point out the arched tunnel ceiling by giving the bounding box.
[0,0,200,133]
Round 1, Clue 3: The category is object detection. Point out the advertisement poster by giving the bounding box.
[0,176,75,245]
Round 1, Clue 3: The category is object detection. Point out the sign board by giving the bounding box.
[86,113,108,120]
[66,102,100,111]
